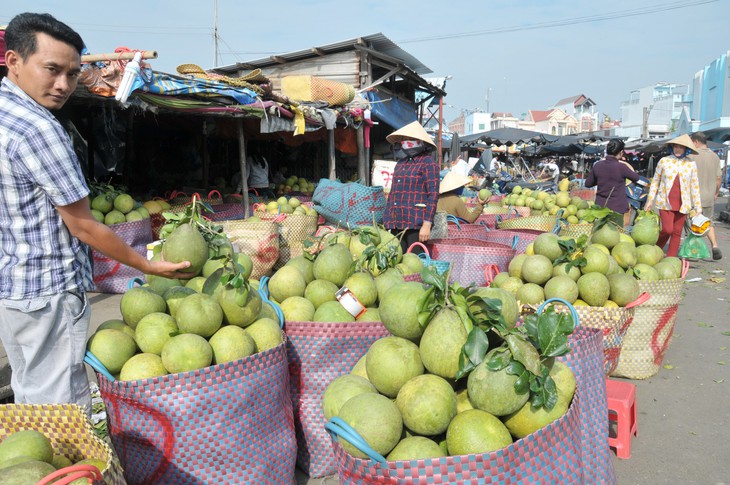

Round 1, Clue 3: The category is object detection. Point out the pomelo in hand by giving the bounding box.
[321,374,377,420]
[162,224,209,275]
[387,436,446,461]
[446,409,512,455]
[161,333,212,374]
[120,353,168,381]
[366,336,424,398]
[337,393,403,459]
[209,325,255,364]
[396,374,457,435]
[87,329,137,374]
[467,350,530,416]
[245,318,283,352]
[135,312,178,355]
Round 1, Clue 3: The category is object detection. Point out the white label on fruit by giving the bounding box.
[336,287,366,319]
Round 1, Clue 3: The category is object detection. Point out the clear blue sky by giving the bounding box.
[2,1,727,121]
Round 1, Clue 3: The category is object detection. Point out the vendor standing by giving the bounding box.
[585,139,642,226]
[383,121,439,253]
[437,172,486,222]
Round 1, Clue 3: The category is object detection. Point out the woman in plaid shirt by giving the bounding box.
[382,122,440,253]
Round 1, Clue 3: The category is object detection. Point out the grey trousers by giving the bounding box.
[0,291,91,413]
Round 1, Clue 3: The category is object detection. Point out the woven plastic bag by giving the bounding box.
[407,242,451,276]
[94,339,297,485]
[427,238,515,286]
[313,179,387,228]
[281,75,356,105]
[613,261,688,379]
[497,214,560,232]
[92,218,152,294]
[482,228,544,254]
[223,219,280,280]
[207,202,245,222]
[286,320,390,477]
[678,233,711,259]
[446,215,490,240]
[0,403,126,485]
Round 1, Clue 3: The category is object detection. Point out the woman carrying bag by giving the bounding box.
[644,134,702,257]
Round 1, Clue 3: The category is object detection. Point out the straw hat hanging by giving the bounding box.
[439,171,473,194]
[665,134,698,154]
[386,121,437,147]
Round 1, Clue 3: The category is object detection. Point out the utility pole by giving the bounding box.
[213,0,219,67]
[642,105,650,139]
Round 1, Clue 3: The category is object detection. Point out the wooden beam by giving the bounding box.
[327,129,336,180]
[357,125,366,183]
[237,119,250,217]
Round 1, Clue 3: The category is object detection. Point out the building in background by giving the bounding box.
[686,49,730,142]
[550,94,599,133]
[519,108,578,135]
[616,82,689,139]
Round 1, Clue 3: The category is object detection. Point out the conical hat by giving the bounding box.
[439,171,472,194]
[386,121,436,147]
[665,134,698,154]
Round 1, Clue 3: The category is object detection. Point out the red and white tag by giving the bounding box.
[336,286,367,319]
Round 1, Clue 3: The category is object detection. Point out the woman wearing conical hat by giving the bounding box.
[383,121,440,253]
[644,134,702,257]
[436,171,487,223]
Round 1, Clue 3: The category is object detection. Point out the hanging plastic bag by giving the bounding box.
[678,233,711,259]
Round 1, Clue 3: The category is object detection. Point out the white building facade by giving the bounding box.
[616,82,689,139]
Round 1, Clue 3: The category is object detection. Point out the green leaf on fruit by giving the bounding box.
[505,334,542,375]
[456,327,490,379]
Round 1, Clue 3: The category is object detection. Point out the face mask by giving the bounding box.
[398,139,425,158]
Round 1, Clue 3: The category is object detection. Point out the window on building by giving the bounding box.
[478,123,485,130]
[551,126,557,135]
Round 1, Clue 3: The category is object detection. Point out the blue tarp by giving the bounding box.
[364,89,417,129]
[131,69,258,106]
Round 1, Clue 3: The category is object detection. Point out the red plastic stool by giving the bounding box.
[606,378,638,459]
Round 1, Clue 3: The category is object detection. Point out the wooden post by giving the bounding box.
[357,125,366,183]
[237,118,250,217]
[327,129,336,180]
[438,95,444,168]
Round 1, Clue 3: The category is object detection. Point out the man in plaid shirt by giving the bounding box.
[383,121,440,252]
[0,13,190,411]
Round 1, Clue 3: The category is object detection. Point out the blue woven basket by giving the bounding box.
[407,242,450,275]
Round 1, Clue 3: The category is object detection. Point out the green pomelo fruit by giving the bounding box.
[209,238,234,259]
[419,308,468,379]
[146,274,181,296]
[0,460,56,483]
[97,319,136,343]
[337,392,403,459]
[350,354,368,380]
[520,254,553,285]
[349,236,374,260]
[636,245,665,266]
[591,223,620,249]
[216,286,262,327]
[176,293,223,337]
[446,409,513,455]
[113,193,135,214]
[366,336,424,398]
[532,233,562,262]
[87,329,137,374]
[502,390,570,439]
[581,246,610,275]
[401,253,425,274]
[374,268,405,303]
[499,277,524,297]
[136,206,150,219]
[619,233,635,246]
[456,388,475,414]
[120,287,167,328]
[245,318,283,352]
[386,436,446,461]
[606,255,621,275]
[654,261,679,280]
[91,193,113,213]
[467,351,530,416]
[343,272,377,308]
[322,374,377,421]
[256,300,278,321]
[160,333,212,374]
[516,282,545,305]
[0,430,53,466]
[313,300,355,322]
[184,276,207,293]
[611,242,638,269]
[119,353,168,381]
[162,224,208,275]
[662,257,682,277]
[304,279,339,309]
[233,253,253,280]
[490,272,510,288]
[555,192,571,208]
[162,286,197,318]
[135,312,178,355]
[359,307,381,322]
[470,287,519,328]
[75,457,107,474]
[550,361,576,402]
[202,258,226,278]
[280,296,315,322]
[104,209,126,225]
[577,272,611,307]
[552,263,581,282]
[543,275,579,304]
[209,325,256,364]
[607,273,640,307]
[507,254,528,279]
[51,453,73,470]
[396,374,457,435]
[268,266,306,303]
[323,231,351,248]
[379,282,427,341]
[631,218,660,245]
[90,209,105,223]
[125,209,144,222]
[285,256,315,284]
[633,263,660,281]
[313,243,353,286]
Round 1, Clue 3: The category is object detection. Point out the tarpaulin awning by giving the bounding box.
[131,69,258,106]
[364,89,417,130]
[460,127,560,148]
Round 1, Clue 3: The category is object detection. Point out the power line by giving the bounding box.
[397,0,718,44]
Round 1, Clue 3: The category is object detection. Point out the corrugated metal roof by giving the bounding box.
[212,32,432,75]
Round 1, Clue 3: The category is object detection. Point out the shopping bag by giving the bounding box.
[313,179,387,228]
[223,219,280,280]
[678,233,711,259]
